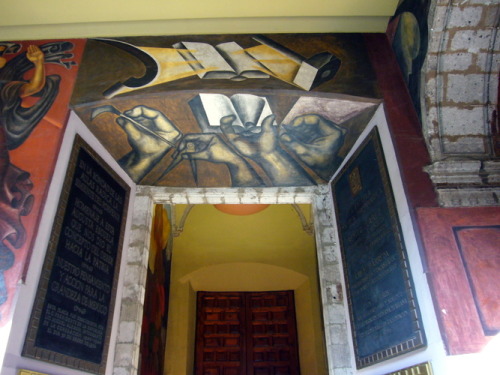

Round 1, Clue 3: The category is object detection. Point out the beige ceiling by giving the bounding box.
[2,0,399,40]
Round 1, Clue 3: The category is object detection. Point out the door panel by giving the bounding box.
[196,292,246,375]
[196,291,300,375]
[247,292,300,375]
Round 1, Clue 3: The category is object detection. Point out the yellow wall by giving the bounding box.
[165,204,327,375]
[1,0,399,39]
[4,0,397,24]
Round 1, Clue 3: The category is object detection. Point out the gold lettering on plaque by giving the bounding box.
[348,167,362,196]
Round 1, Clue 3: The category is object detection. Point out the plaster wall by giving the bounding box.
[165,204,325,375]
[0,0,398,39]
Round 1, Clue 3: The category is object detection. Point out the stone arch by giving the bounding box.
[181,262,308,291]
[422,0,499,206]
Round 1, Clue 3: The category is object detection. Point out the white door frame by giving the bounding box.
[111,185,352,375]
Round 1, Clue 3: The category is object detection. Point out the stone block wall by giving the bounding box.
[423,0,500,206]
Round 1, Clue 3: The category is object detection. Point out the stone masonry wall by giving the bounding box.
[423,0,499,206]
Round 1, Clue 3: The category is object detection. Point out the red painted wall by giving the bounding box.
[417,207,500,354]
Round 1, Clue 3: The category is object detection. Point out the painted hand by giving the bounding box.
[26,45,44,65]
[118,106,181,156]
[175,133,241,165]
[117,105,181,181]
[280,114,346,180]
[221,114,315,186]
[220,114,278,159]
[174,133,264,187]
[19,45,46,98]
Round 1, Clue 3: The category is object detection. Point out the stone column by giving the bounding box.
[423,0,500,206]
[113,193,153,375]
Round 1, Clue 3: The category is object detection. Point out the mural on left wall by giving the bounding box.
[0,39,85,324]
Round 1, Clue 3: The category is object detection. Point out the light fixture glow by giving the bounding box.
[214,204,269,215]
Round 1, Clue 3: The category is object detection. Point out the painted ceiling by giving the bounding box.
[71,34,383,188]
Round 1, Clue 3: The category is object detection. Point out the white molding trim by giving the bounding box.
[112,185,352,375]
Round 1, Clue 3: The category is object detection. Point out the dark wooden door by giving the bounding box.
[246,291,300,375]
[195,291,300,375]
[195,292,247,375]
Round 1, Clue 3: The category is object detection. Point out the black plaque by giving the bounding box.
[332,128,425,368]
[23,135,130,374]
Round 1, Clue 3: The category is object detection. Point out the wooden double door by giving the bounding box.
[195,291,301,375]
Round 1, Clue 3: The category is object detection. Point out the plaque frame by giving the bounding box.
[387,361,433,375]
[332,127,425,368]
[22,135,130,374]
[18,370,50,375]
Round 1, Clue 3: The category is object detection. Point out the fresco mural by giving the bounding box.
[0,40,85,324]
[387,0,431,119]
[72,34,381,187]
[140,205,172,375]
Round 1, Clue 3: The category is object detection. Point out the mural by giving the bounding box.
[0,40,84,324]
[140,205,172,375]
[93,36,342,97]
[387,0,431,119]
[86,94,379,187]
[72,34,381,187]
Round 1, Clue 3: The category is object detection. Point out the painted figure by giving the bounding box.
[280,114,347,181]
[0,41,73,318]
[0,117,33,307]
[0,44,48,309]
[115,106,182,181]
[111,103,350,187]
[0,43,64,150]
[387,0,431,119]
[218,114,316,186]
